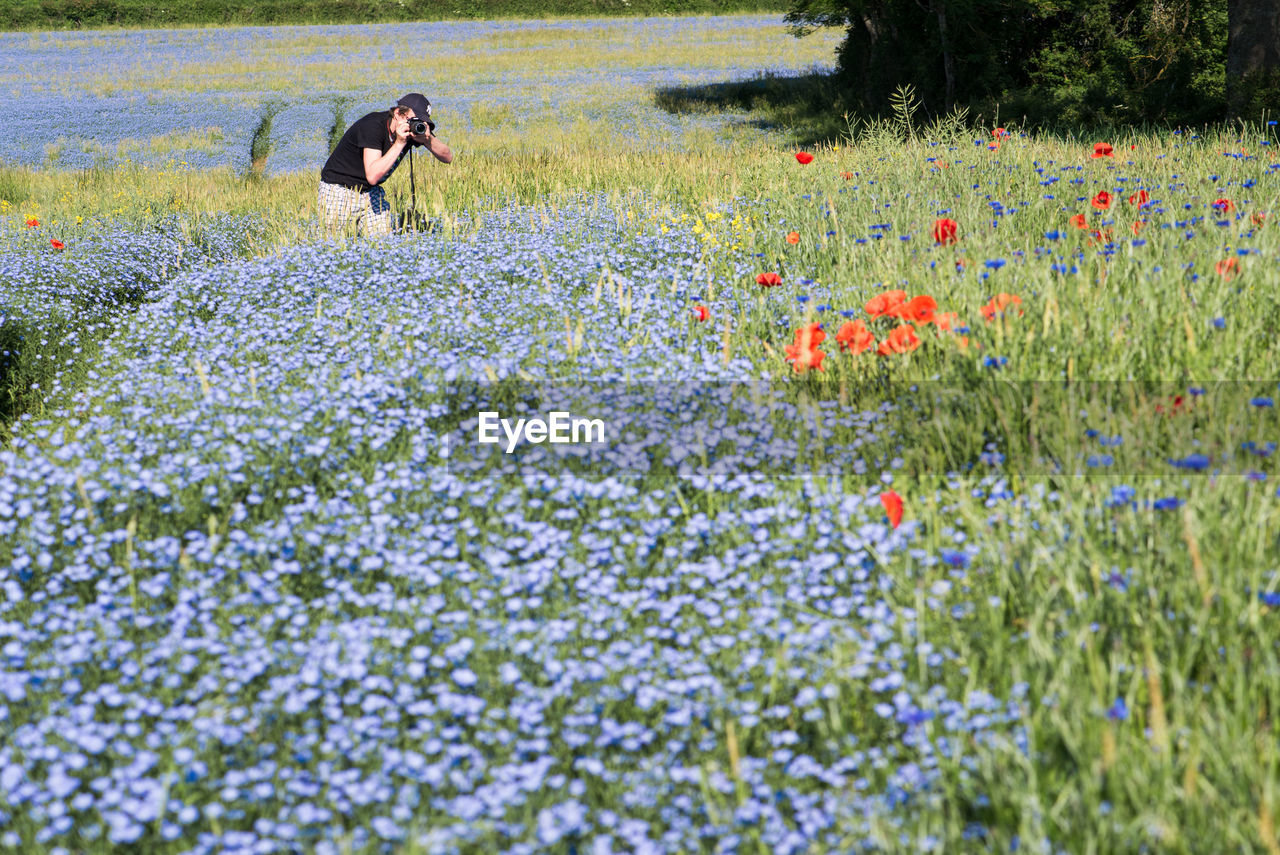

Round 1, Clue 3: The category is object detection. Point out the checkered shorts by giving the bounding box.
[317,181,394,237]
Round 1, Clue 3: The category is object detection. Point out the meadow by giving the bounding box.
[2,13,1280,855]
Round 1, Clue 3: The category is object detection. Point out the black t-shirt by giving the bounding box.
[320,110,420,190]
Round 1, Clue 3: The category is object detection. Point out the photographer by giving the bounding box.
[318,93,453,237]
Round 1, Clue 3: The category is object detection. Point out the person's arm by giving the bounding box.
[363,140,409,185]
[361,113,414,185]
[411,129,453,164]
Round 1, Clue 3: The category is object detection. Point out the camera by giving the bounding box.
[408,115,435,135]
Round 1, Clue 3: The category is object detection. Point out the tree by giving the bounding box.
[1226,0,1280,119]
[787,0,1230,126]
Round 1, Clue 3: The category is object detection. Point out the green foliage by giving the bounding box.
[327,98,351,157]
[788,0,1230,126]
[248,101,284,181]
[887,83,921,140]
[1,0,787,29]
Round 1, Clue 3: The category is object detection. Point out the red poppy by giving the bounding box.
[1070,214,1087,230]
[981,293,1023,322]
[692,304,709,322]
[755,272,782,287]
[792,322,826,349]
[784,323,826,373]
[889,294,937,324]
[1088,228,1113,246]
[1131,220,1145,236]
[876,324,921,355]
[864,290,908,318]
[932,217,958,245]
[840,170,854,180]
[25,217,39,228]
[1251,211,1267,227]
[835,319,875,354]
[1091,191,1113,210]
[1215,257,1239,279]
[795,151,814,165]
[785,231,800,244]
[785,344,825,373]
[992,127,1009,139]
[49,238,64,250]
[1091,142,1114,158]
[880,489,904,529]
[1212,198,1234,214]
[1127,189,1150,207]
[932,311,962,332]
[987,141,1001,151]
[1155,395,1188,417]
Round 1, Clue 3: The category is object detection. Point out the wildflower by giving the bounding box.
[25,217,39,228]
[1091,142,1114,158]
[1127,189,1150,207]
[876,324,921,355]
[840,170,854,179]
[993,127,1010,139]
[1091,191,1113,210]
[50,238,65,250]
[932,217,959,245]
[864,290,908,318]
[890,294,937,324]
[784,323,826,373]
[1212,197,1234,213]
[987,141,1001,151]
[981,293,1023,322]
[795,151,814,165]
[1106,697,1128,720]
[835,319,875,354]
[1131,220,1145,236]
[1251,211,1267,227]
[1169,453,1211,471]
[1156,395,1187,416]
[755,272,782,287]
[932,311,962,332]
[1070,214,1087,229]
[792,322,826,349]
[691,304,709,321]
[881,489,904,528]
[786,231,800,244]
[1215,257,1239,279]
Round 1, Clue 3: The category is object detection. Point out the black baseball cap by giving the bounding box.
[397,93,431,119]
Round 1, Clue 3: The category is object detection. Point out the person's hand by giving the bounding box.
[392,115,413,144]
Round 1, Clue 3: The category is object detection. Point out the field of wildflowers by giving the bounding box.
[3,13,1280,855]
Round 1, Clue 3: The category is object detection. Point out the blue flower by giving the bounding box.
[1169,453,1210,470]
